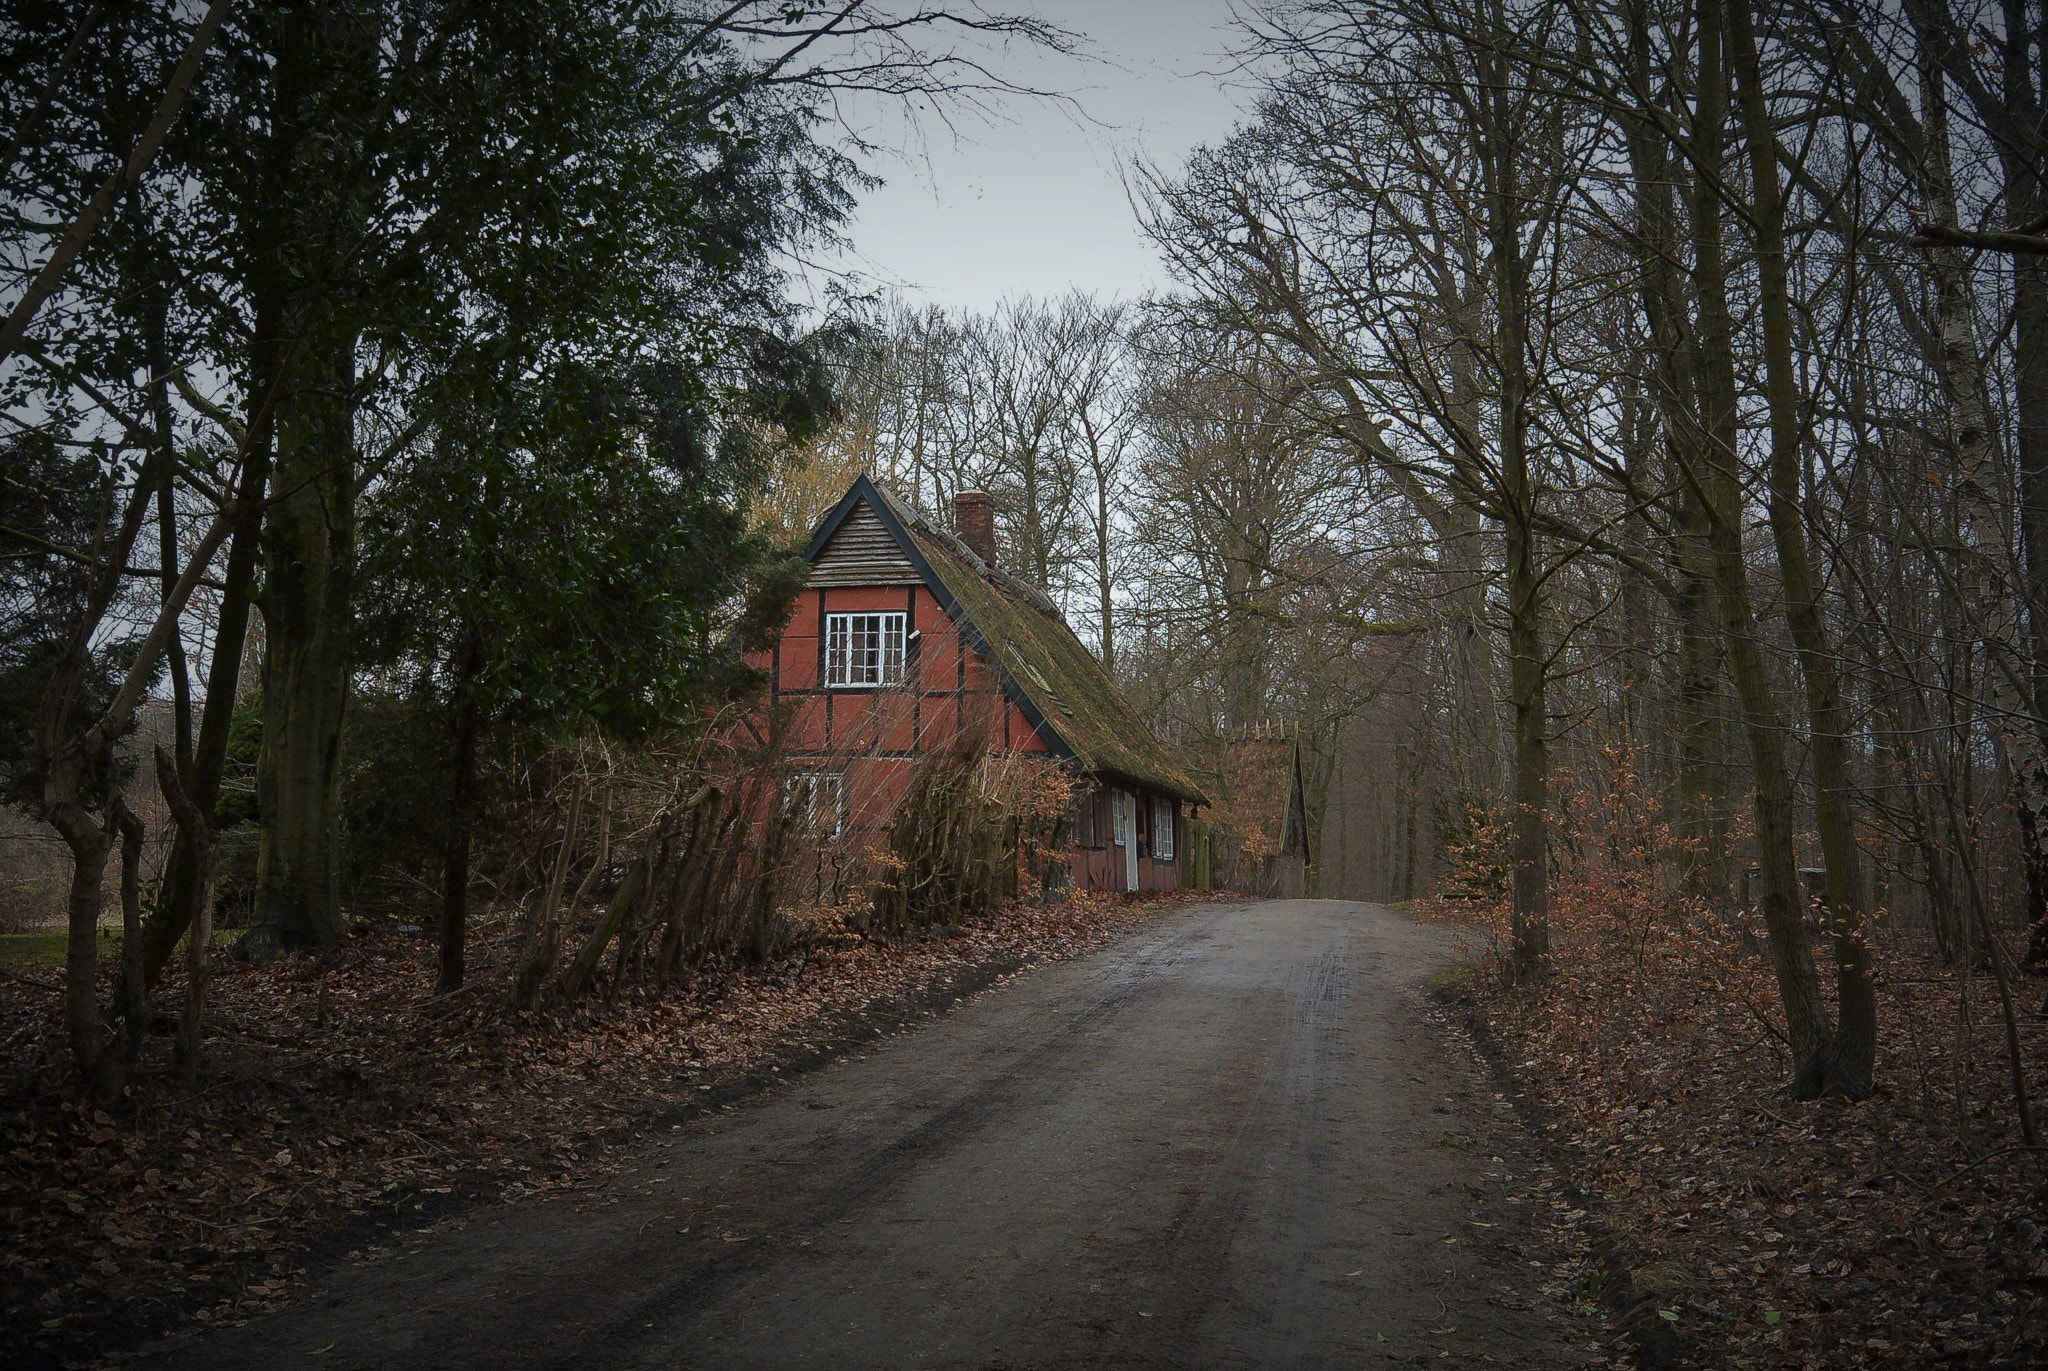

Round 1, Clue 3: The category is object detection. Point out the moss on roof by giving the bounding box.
[860,484,1205,804]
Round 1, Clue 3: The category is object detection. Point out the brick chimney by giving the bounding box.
[953,489,997,568]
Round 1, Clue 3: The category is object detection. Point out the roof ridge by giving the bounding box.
[844,475,1205,804]
[866,478,1065,622]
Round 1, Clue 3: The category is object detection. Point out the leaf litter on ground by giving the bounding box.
[1,889,1225,1366]
[1413,892,2048,1369]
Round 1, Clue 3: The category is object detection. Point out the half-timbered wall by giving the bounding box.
[748,492,1184,894]
[758,583,1050,840]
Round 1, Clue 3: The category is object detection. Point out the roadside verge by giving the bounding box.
[1,890,1217,1367]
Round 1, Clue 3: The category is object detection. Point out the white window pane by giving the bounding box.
[827,612,907,687]
[820,773,843,837]
[792,770,846,837]
[883,613,904,681]
[826,616,848,685]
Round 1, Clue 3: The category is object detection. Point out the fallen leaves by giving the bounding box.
[1421,893,2048,1368]
[0,888,1206,1364]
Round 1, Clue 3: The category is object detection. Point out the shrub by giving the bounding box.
[865,739,1071,934]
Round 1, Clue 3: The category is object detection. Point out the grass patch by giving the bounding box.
[1629,1259,1695,1297]
[0,928,119,968]
[1422,957,1480,996]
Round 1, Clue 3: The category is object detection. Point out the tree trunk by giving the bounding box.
[248,333,357,960]
[34,486,238,1091]
[244,2,380,962]
[1904,0,2048,969]
[33,453,159,1096]
[51,792,119,1099]
[134,291,280,993]
[1478,25,1547,978]
[147,296,193,779]
[1728,0,1875,1097]
[1689,0,1834,1096]
[155,745,219,1082]
[1902,0,2048,966]
[113,796,146,1061]
[438,630,485,993]
[1094,469,1117,677]
[2005,49,2048,975]
[1619,0,1733,909]
[1673,490,1732,903]
[1506,555,1549,976]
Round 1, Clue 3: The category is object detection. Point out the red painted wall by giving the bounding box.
[1064,786,1184,894]
[748,583,1181,894]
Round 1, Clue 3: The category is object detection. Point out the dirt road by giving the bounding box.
[144,900,1595,1369]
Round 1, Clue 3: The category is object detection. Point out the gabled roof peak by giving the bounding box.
[862,480,1067,622]
[801,475,1205,804]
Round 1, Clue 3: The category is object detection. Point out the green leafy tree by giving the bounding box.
[357,342,825,989]
[3,0,1072,1085]
[146,0,866,961]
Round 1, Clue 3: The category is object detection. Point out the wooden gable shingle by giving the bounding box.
[808,498,920,587]
[803,477,1205,805]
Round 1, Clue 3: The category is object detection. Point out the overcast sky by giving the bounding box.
[817,1,1253,312]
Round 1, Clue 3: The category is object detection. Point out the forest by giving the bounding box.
[806,0,2048,1109]
[4,0,2048,1364]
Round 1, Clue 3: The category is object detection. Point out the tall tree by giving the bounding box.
[1727,0,1876,1094]
[359,349,820,991]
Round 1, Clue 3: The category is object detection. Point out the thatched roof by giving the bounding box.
[806,477,1205,804]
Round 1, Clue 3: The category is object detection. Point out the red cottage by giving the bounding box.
[750,476,1205,893]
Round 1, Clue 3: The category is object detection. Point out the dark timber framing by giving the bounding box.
[807,475,1077,772]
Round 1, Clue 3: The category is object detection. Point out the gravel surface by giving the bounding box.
[142,899,1598,1369]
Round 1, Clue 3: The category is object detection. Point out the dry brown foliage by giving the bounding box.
[1418,814,2048,1367]
[863,741,1074,934]
[0,887,1199,1366]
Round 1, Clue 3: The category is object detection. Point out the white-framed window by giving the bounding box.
[788,769,845,838]
[825,611,906,688]
[1152,796,1175,861]
[1112,791,1129,848]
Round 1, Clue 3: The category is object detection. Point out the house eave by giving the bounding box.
[806,476,1208,806]
[833,476,1085,772]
